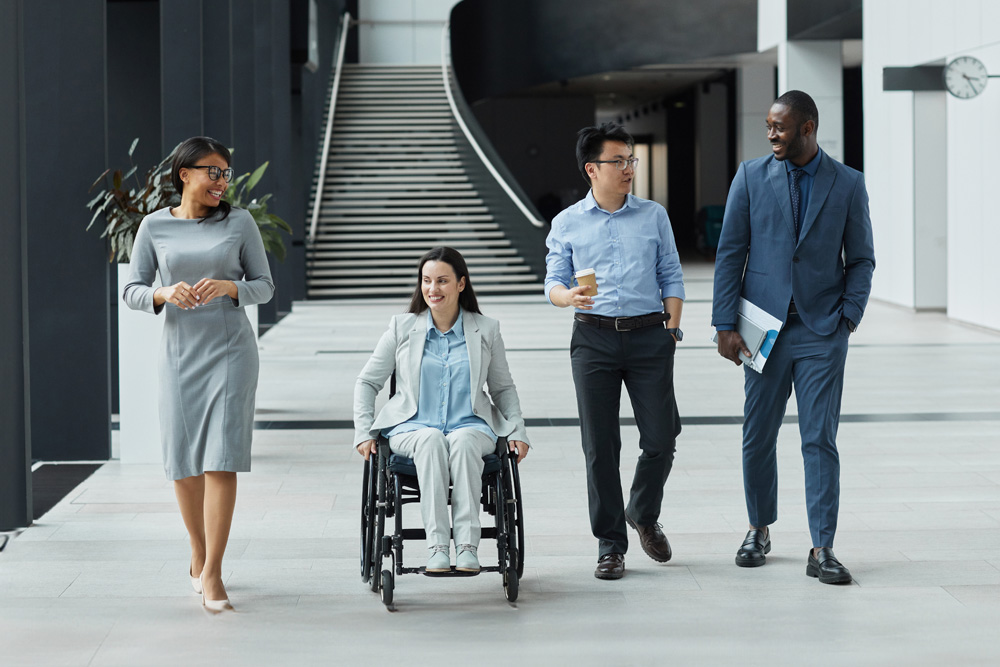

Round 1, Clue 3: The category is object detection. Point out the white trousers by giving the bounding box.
[388,427,495,549]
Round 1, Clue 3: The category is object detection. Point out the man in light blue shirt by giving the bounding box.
[545,122,685,580]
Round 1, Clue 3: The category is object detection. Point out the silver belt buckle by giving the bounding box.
[614,317,630,332]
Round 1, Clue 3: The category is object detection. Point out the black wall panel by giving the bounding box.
[0,0,33,529]
[22,0,111,461]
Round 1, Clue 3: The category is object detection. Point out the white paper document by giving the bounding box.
[736,298,783,373]
[713,298,784,374]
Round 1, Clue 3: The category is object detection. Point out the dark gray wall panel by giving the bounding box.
[22,0,111,461]
[0,0,33,529]
[160,0,204,151]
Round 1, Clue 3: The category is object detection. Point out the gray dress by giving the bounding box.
[123,207,274,480]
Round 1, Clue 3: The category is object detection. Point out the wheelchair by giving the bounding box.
[360,433,524,608]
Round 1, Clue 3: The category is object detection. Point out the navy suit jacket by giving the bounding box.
[712,150,875,336]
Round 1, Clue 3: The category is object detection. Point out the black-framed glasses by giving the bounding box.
[591,157,639,171]
[190,165,235,182]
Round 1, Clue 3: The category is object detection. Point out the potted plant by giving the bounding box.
[88,139,291,464]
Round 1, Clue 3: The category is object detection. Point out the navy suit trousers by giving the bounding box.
[742,313,850,547]
[570,321,680,556]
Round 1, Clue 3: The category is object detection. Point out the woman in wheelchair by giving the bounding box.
[354,247,529,574]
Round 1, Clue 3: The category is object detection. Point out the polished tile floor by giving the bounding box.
[3,262,999,666]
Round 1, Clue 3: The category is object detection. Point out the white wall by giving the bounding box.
[358,0,458,64]
[864,0,1000,330]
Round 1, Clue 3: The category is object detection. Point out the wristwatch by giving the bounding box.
[667,327,683,341]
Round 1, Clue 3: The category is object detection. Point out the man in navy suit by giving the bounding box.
[712,90,875,584]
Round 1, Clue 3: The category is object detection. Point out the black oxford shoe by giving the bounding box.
[735,528,770,567]
[594,553,625,580]
[806,547,852,584]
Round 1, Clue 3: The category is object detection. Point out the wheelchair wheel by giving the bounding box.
[360,458,377,583]
[380,569,393,606]
[503,565,518,602]
[507,456,526,578]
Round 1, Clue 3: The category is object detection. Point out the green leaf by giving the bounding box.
[89,169,112,192]
[128,137,139,157]
[245,161,269,193]
[112,169,123,191]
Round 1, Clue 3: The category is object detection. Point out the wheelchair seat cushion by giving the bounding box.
[388,453,502,478]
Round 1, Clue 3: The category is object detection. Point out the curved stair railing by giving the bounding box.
[440,21,545,230]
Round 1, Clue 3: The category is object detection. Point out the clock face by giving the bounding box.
[944,56,988,99]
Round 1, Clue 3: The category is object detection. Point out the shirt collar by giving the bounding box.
[582,189,638,213]
[785,148,822,177]
[426,308,464,339]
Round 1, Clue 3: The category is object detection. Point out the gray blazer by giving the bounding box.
[353,310,529,447]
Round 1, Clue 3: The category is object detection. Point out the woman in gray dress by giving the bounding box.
[123,136,274,613]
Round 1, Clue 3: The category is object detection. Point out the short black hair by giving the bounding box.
[774,90,819,131]
[170,136,233,222]
[407,246,482,315]
[576,122,633,185]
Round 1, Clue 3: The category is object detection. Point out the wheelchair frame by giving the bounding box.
[360,435,525,608]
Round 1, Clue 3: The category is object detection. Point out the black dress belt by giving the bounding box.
[574,312,668,332]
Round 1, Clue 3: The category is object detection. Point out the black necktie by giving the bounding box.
[790,168,803,241]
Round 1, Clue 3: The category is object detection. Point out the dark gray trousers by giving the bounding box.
[570,321,681,556]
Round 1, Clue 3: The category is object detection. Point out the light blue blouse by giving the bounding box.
[384,310,497,442]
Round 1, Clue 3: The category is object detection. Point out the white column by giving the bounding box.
[778,40,844,163]
[737,65,776,163]
[912,92,948,310]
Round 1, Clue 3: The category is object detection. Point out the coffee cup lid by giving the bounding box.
[575,268,596,277]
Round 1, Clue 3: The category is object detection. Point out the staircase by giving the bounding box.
[307,64,544,299]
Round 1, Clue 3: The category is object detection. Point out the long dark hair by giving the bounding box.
[407,247,482,315]
[170,136,232,222]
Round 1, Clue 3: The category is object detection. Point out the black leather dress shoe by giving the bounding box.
[625,513,672,563]
[806,547,852,584]
[595,553,625,580]
[735,528,771,567]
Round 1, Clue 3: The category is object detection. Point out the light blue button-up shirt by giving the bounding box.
[544,191,685,316]
[384,310,496,442]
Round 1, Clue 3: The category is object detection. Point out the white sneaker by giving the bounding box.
[456,544,480,573]
[426,544,450,572]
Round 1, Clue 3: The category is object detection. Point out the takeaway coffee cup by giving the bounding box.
[574,268,598,296]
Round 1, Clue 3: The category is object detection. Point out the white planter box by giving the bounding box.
[116,265,258,465]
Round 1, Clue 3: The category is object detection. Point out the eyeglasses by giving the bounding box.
[190,165,235,182]
[591,158,639,171]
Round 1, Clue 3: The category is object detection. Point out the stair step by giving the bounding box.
[307,283,543,298]
[326,159,462,168]
[336,111,451,119]
[324,176,470,184]
[310,239,511,250]
[332,133,456,141]
[318,222,498,233]
[322,198,483,206]
[316,206,489,215]
[307,264,531,278]
[307,247,518,259]
[316,214,494,223]
[335,117,452,125]
[309,254,531,276]
[306,273,539,288]
[322,183,474,192]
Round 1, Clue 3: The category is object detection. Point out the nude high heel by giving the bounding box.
[200,574,234,614]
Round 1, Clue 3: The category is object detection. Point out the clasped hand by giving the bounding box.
[157,279,236,310]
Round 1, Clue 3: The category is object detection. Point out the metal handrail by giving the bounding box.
[440,22,545,229]
[308,11,352,244]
